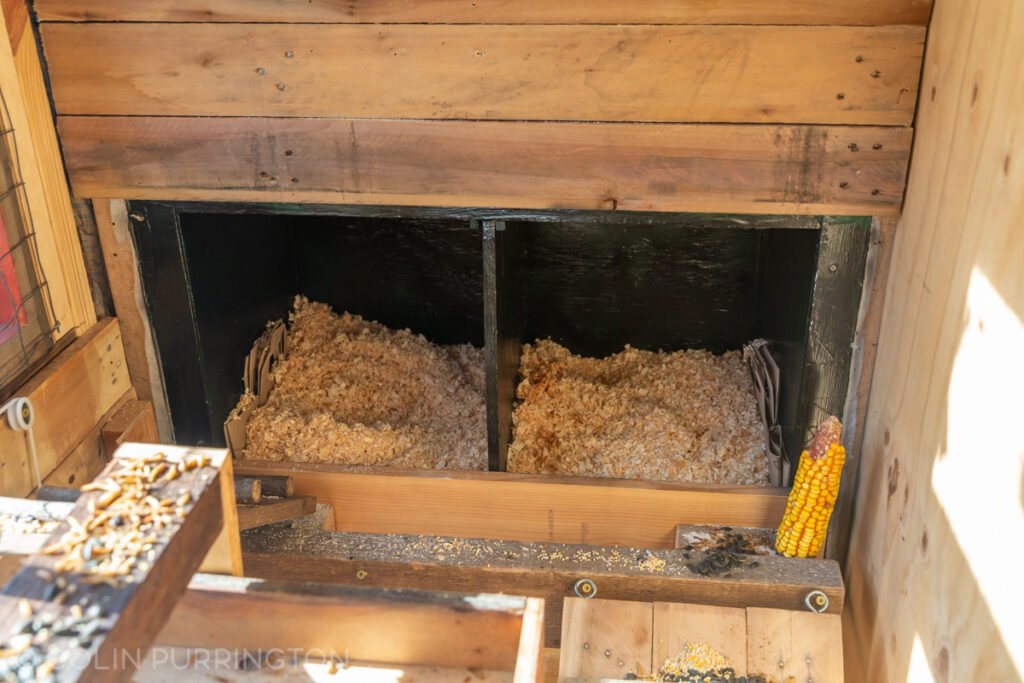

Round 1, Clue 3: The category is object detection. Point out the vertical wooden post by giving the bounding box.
[483,219,520,471]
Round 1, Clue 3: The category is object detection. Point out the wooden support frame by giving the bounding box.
[239,524,844,648]
[159,573,544,678]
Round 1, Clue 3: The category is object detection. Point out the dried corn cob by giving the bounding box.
[776,416,846,558]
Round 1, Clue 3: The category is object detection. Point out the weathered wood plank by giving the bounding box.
[59,117,911,215]
[0,444,226,683]
[234,460,790,548]
[33,0,934,26]
[747,608,844,682]
[160,573,529,671]
[560,598,653,680]
[40,24,924,125]
[653,603,748,675]
[0,319,131,497]
[99,399,158,457]
[237,495,316,531]
[241,526,846,647]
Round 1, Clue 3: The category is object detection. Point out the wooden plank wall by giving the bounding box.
[842,0,1023,680]
[34,1,928,215]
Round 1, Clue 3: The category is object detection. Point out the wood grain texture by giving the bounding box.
[10,14,96,334]
[747,608,843,682]
[40,23,924,125]
[235,460,789,548]
[100,399,158,457]
[560,599,653,680]
[653,603,747,675]
[59,117,911,215]
[92,200,172,441]
[33,0,934,25]
[160,574,529,671]
[843,0,1024,681]
[515,598,546,683]
[237,495,316,531]
[41,389,135,490]
[0,319,130,497]
[241,528,845,647]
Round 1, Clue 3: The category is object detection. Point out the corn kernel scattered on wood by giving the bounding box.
[776,416,846,558]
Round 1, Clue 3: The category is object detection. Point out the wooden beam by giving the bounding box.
[235,460,790,548]
[33,0,934,26]
[0,444,227,682]
[91,200,172,442]
[40,23,923,125]
[241,527,846,647]
[237,495,316,531]
[41,390,134,490]
[7,5,96,334]
[160,573,530,672]
[0,319,131,497]
[60,117,911,216]
[100,399,159,457]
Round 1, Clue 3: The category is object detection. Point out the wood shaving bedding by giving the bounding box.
[507,340,769,485]
[243,297,487,470]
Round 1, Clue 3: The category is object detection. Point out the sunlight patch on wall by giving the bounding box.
[932,267,1024,679]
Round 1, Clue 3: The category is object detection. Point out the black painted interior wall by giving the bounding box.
[132,203,826,459]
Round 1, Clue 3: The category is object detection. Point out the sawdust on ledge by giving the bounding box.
[507,340,769,485]
[243,297,487,470]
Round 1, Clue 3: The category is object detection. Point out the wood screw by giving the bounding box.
[255,67,266,75]
[873,143,883,150]
[848,143,859,152]
[872,189,881,196]
[855,55,864,63]
[604,650,611,658]
[829,264,838,273]
[836,93,845,100]
[871,70,881,78]
[276,83,287,91]
[285,50,294,58]
[839,182,849,189]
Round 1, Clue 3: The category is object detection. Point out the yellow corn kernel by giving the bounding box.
[776,417,846,558]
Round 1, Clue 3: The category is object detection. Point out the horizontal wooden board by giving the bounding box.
[58,116,911,215]
[241,528,846,647]
[33,0,934,25]
[40,23,924,125]
[162,574,529,671]
[234,461,790,548]
[0,318,130,497]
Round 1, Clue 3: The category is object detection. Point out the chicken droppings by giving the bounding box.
[508,340,769,485]
[244,297,487,470]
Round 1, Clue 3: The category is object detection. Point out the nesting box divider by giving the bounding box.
[483,218,523,472]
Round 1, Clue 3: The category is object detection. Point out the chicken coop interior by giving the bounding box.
[0,1,1019,682]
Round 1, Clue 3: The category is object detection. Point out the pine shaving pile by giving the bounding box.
[243,297,487,470]
[507,340,768,485]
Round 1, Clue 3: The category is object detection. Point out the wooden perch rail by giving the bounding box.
[0,444,228,683]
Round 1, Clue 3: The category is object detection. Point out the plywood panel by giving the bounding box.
[33,0,934,26]
[560,599,653,681]
[747,608,843,682]
[58,117,912,215]
[40,23,924,125]
[842,0,1024,681]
